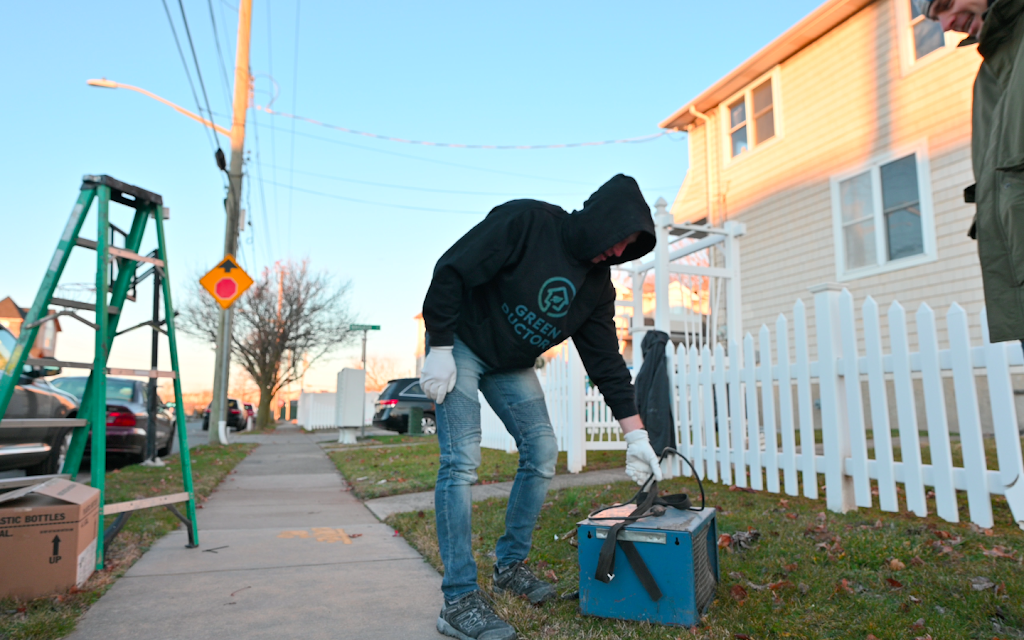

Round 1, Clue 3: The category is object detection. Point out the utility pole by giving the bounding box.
[210,0,253,444]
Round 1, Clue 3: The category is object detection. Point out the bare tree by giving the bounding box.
[180,259,357,431]
[358,356,414,392]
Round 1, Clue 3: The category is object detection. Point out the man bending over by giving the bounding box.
[420,174,664,640]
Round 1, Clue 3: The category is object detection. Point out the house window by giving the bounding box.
[832,151,933,278]
[726,77,777,158]
[909,0,945,59]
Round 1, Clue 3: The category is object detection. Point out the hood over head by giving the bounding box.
[563,174,656,266]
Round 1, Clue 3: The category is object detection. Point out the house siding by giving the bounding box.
[670,0,983,356]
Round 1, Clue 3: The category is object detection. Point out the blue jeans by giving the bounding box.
[434,336,558,601]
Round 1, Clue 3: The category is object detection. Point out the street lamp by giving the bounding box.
[86,78,230,137]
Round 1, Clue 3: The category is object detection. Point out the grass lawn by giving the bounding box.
[327,439,624,500]
[389,475,1024,639]
[0,443,256,640]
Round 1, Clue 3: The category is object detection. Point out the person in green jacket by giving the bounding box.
[917,0,1024,343]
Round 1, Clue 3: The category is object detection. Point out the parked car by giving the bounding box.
[243,402,255,429]
[373,378,435,434]
[201,398,246,431]
[50,376,176,463]
[0,326,79,475]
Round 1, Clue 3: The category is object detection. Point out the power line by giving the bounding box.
[206,0,233,114]
[287,0,301,258]
[160,0,219,155]
[261,179,484,215]
[260,164,676,198]
[256,122,596,185]
[250,106,277,260]
[256,106,669,150]
[176,0,224,162]
[266,0,281,244]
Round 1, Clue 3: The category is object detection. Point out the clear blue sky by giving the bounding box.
[0,0,822,393]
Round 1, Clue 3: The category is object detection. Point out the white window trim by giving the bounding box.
[719,66,784,168]
[829,141,938,282]
[893,0,961,76]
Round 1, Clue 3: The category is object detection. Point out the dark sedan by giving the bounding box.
[373,378,435,434]
[50,376,175,462]
[0,326,78,475]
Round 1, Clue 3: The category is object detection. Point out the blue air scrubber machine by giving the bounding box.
[577,449,719,627]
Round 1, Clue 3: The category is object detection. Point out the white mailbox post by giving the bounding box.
[336,368,366,444]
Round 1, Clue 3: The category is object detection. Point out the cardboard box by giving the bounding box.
[0,477,100,600]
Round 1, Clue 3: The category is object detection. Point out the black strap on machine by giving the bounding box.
[589,448,704,602]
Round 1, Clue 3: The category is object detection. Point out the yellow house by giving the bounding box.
[660,0,982,348]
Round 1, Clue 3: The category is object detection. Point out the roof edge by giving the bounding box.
[659,0,876,130]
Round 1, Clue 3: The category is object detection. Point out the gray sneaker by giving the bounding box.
[492,561,557,605]
[436,591,516,640]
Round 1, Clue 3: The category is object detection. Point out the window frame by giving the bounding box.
[719,66,784,167]
[829,142,938,281]
[893,0,962,75]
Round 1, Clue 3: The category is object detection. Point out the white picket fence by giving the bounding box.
[479,285,1024,528]
[479,341,626,465]
[296,390,380,431]
[672,285,1024,529]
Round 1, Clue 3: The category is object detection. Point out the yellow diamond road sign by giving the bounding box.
[200,255,253,309]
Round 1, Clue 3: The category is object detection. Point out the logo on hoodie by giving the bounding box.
[538,277,576,318]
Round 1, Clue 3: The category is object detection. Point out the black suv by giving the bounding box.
[201,398,246,431]
[373,378,435,434]
[0,325,78,475]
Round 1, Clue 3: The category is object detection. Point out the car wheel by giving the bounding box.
[158,426,175,457]
[27,430,73,476]
[421,413,437,435]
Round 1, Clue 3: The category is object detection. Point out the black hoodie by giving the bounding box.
[422,174,656,419]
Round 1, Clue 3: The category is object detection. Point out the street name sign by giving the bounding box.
[349,324,380,331]
[200,255,254,309]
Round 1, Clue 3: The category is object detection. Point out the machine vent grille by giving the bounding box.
[692,523,717,612]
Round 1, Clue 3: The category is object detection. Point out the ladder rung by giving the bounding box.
[50,297,120,314]
[24,359,177,379]
[75,238,165,268]
[107,368,178,379]
[27,357,92,369]
[109,246,165,267]
[104,492,190,515]
[0,419,88,429]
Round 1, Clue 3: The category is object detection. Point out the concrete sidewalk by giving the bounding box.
[67,428,443,640]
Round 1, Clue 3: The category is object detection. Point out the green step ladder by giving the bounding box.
[0,175,199,570]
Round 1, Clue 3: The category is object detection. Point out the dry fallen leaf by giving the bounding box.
[910,618,925,630]
[981,545,1016,559]
[866,635,881,640]
[890,558,906,571]
[909,595,921,603]
[910,556,925,566]
[730,584,748,602]
[779,499,790,508]
[835,578,854,594]
[718,534,733,550]
[886,577,904,589]
[544,569,558,583]
[970,576,996,591]
[783,563,798,572]
[798,582,810,594]
[768,580,794,591]
[785,513,798,520]
[729,485,756,493]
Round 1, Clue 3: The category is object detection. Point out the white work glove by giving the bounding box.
[420,346,457,405]
[624,429,663,486]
